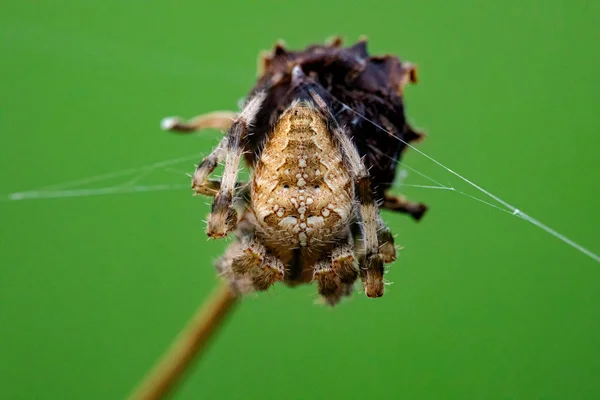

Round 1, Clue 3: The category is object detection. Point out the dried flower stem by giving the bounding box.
[128,284,238,400]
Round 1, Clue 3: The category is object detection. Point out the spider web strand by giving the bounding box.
[337,100,600,264]
[4,184,190,202]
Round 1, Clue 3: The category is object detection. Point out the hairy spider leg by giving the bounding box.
[215,241,254,293]
[189,137,228,197]
[376,214,397,263]
[161,111,253,201]
[331,233,359,286]
[207,91,267,238]
[313,232,359,305]
[233,238,285,291]
[382,193,428,221]
[308,87,388,298]
[188,136,249,199]
[217,235,284,293]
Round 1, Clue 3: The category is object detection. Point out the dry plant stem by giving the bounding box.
[128,284,238,400]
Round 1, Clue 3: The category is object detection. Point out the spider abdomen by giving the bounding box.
[251,101,353,257]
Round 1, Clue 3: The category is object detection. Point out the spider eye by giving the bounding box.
[283,184,289,189]
[314,185,320,189]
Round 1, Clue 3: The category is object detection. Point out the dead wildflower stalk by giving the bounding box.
[128,284,238,400]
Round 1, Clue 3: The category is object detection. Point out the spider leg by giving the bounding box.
[314,234,359,306]
[207,91,266,238]
[234,239,285,291]
[354,174,386,298]
[331,234,359,285]
[215,241,254,294]
[309,87,389,298]
[377,214,396,263]
[193,180,221,197]
[191,136,227,196]
[313,259,342,305]
[382,193,428,221]
[161,111,237,133]
[194,179,249,199]
[217,237,284,293]
[189,136,249,196]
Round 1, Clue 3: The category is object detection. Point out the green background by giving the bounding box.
[1,1,599,399]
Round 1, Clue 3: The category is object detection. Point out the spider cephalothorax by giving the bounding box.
[162,37,428,305]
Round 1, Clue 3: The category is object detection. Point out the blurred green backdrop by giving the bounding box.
[1,1,599,399]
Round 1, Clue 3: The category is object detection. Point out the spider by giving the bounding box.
[161,37,428,305]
